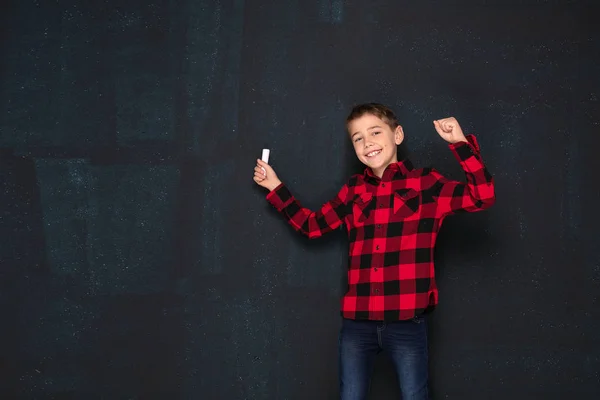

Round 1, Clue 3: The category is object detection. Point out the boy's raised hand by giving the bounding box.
[433,117,468,144]
[254,159,282,191]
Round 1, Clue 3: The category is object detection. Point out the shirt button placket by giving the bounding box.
[373,182,385,296]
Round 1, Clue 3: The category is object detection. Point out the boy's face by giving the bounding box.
[348,113,404,177]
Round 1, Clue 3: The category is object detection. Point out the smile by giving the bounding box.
[366,150,382,158]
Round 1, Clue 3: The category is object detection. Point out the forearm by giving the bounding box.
[453,135,495,207]
[433,134,495,214]
[266,183,347,238]
[453,135,494,190]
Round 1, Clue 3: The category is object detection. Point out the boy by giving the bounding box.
[253,103,495,400]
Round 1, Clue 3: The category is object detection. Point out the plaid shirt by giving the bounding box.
[266,134,495,321]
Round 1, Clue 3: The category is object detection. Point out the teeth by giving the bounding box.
[367,150,381,157]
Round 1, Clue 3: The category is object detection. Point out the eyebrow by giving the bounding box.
[351,125,382,138]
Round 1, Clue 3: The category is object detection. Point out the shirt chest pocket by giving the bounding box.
[393,188,421,217]
[352,192,375,224]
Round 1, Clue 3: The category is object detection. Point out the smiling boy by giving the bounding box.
[253,103,495,400]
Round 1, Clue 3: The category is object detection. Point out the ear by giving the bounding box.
[394,126,404,145]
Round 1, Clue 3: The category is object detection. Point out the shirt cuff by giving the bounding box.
[266,182,289,210]
[449,134,480,161]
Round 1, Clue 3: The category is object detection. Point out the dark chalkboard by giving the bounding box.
[1,1,599,399]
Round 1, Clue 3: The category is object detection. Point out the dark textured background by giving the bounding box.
[1,0,599,399]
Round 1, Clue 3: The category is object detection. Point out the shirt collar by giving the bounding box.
[364,159,414,183]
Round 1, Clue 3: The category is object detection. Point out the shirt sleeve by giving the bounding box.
[265,182,350,239]
[430,134,496,217]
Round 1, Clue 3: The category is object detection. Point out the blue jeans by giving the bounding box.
[338,315,429,400]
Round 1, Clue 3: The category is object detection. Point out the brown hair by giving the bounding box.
[346,103,399,130]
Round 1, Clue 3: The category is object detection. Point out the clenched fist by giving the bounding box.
[433,117,468,144]
[253,159,282,192]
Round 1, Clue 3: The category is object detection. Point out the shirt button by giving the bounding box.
[376,245,380,250]
[374,268,378,271]
[381,183,385,187]
[374,289,379,294]
[376,224,381,228]
[379,203,384,208]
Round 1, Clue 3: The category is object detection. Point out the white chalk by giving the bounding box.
[261,148,270,163]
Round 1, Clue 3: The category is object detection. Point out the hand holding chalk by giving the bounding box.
[254,149,281,191]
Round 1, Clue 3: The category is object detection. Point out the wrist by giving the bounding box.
[268,180,282,191]
[450,136,468,144]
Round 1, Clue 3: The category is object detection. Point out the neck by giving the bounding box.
[373,167,385,178]
[372,158,398,178]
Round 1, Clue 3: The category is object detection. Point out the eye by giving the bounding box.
[372,131,381,136]
[354,137,362,143]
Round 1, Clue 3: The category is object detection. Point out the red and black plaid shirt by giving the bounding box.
[266,134,495,321]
